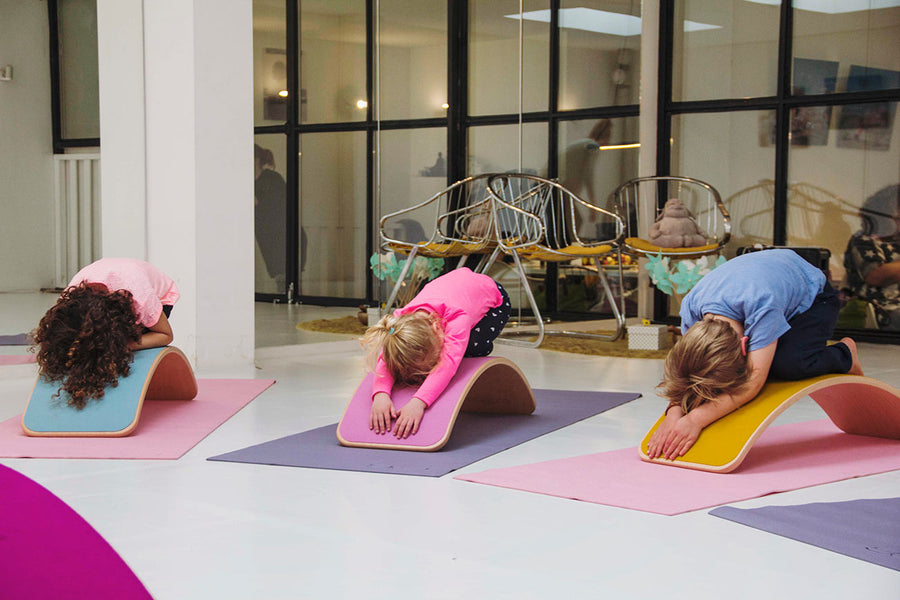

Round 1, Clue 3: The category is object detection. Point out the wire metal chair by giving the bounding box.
[482,173,626,348]
[379,174,497,310]
[611,176,731,260]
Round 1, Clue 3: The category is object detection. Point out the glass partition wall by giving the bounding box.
[663,0,900,341]
[253,0,642,322]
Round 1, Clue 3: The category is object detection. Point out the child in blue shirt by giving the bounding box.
[648,249,864,460]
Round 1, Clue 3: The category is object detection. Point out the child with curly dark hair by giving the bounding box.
[32,258,179,409]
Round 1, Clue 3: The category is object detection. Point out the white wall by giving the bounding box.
[0,0,55,291]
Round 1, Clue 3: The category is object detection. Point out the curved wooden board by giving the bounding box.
[337,356,535,452]
[21,346,197,438]
[638,375,900,473]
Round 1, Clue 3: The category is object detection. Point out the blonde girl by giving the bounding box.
[361,267,510,438]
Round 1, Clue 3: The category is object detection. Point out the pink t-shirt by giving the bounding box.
[68,258,180,328]
[372,268,503,406]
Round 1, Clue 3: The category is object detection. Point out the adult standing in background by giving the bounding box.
[254,144,287,293]
[551,119,612,245]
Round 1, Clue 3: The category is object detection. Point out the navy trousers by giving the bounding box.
[464,282,511,358]
[768,282,852,380]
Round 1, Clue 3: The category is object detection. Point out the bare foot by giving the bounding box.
[841,337,864,376]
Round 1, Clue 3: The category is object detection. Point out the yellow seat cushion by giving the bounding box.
[522,244,614,262]
[625,237,718,256]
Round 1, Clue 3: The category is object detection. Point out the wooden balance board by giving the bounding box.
[21,346,197,437]
[337,356,535,452]
[639,374,900,473]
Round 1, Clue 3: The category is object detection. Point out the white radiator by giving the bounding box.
[53,154,101,288]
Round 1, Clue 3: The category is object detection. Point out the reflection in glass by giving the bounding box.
[672,0,779,101]
[843,185,900,331]
[300,0,366,124]
[254,134,288,296]
[469,1,549,116]
[558,116,639,218]
[467,123,548,176]
[378,1,448,121]
[58,0,99,139]
[299,131,368,299]
[253,0,288,126]
[670,111,776,256]
[787,103,900,330]
[378,128,448,224]
[559,1,640,110]
[793,3,900,96]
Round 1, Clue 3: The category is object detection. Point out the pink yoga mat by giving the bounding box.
[0,379,273,459]
[0,355,36,365]
[0,464,153,599]
[456,419,900,515]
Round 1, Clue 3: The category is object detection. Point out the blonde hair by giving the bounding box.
[360,310,444,386]
[657,316,750,413]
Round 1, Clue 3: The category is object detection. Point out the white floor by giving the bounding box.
[1,294,899,599]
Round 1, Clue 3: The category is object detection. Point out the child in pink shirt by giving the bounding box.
[361,267,510,438]
[33,258,179,409]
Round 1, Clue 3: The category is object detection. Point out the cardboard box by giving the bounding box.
[627,324,668,351]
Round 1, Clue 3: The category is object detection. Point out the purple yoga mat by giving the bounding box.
[208,388,639,477]
[0,333,31,345]
[711,497,900,571]
[0,464,153,599]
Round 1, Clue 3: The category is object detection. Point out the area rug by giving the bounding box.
[711,497,900,571]
[455,419,900,515]
[0,464,153,599]
[297,316,671,359]
[208,388,639,477]
[0,379,274,459]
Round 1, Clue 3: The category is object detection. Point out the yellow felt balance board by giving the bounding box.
[21,346,197,437]
[337,356,535,452]
[639,374,900,473]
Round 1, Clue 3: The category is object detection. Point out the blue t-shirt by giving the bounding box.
[680,249,825,351]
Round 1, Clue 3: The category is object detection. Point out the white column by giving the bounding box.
[97,0,147,257]
[637,0,661,320]
[99,0,255,370]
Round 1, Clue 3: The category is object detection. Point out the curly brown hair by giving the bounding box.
[657,316,750,413]
[32,283,143,409]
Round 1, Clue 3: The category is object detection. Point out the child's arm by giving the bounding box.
[392,398,426,439]
[648,341,776,459]
[370,392,398,434]
[393,319,469,439]
[130,312,173,350]
[370,355,397,434]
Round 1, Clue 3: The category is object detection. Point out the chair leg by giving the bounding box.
[384,247,419,310]
[541,256,624,343]
[494,251,545,348]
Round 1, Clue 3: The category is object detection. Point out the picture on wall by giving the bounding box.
[836,65,900,151]
[758,58,838,147]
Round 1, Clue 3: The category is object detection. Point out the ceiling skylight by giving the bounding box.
[504,8,721,36]
[745,0,900,13]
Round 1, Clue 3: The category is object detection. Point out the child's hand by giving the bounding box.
[393,398,426,439]
[370,392,397,434]
[648,411,702,460]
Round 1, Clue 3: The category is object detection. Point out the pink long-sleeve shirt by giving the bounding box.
[372,268,502,406]
[69,258,180,328]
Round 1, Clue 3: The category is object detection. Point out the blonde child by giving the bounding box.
[33,258,179,409]
[361,267,511,438]
[648,249,863,460]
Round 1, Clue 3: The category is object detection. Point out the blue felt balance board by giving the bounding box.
[21,346,197,437]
